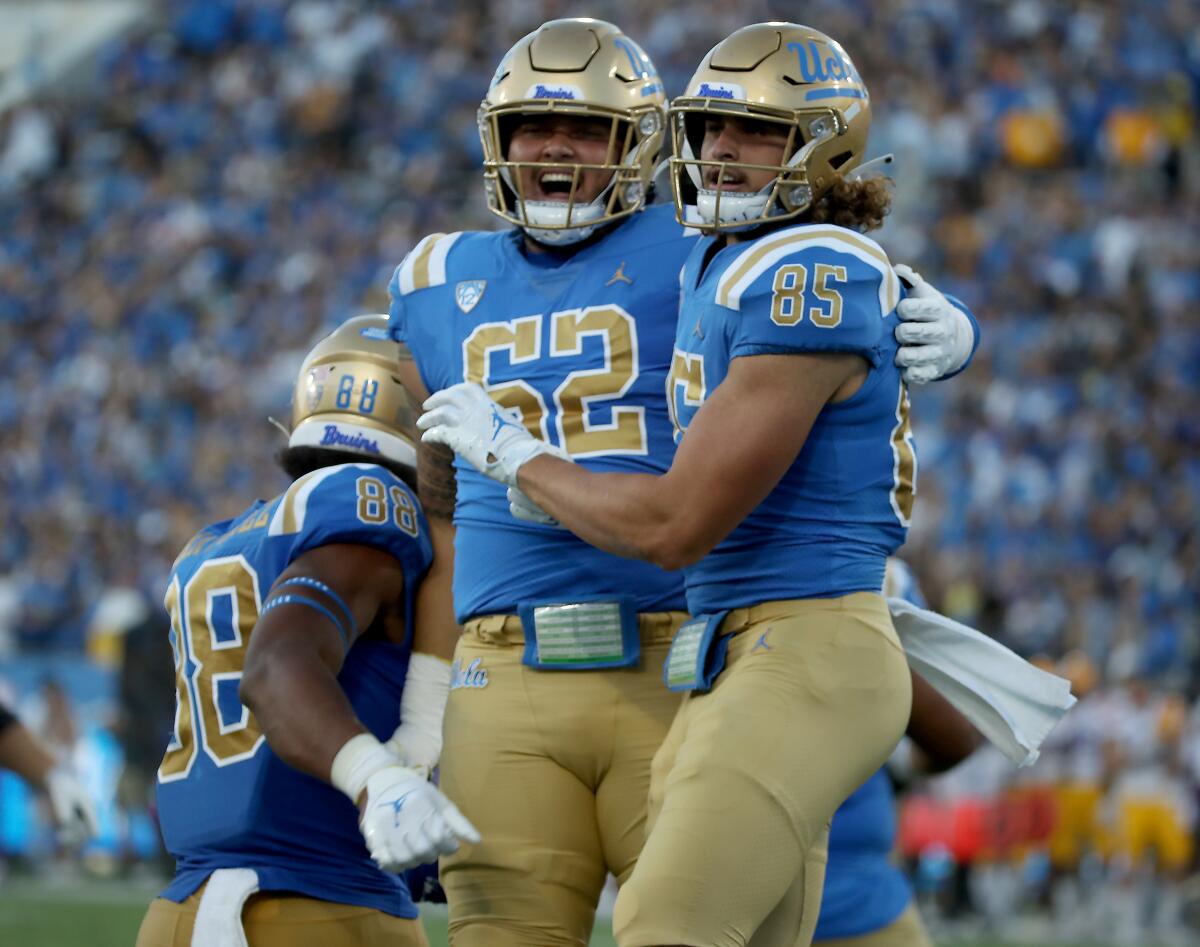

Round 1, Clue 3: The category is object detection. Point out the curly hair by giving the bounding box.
[808,175,893,234]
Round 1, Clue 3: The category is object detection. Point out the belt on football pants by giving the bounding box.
[463,610,685,649]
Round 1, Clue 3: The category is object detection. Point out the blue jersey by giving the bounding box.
[668,224,916,614]
[156,463,432,917]
[389,204,700,621]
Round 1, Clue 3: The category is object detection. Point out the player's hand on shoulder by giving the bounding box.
[359,764,480,872]
[418,383,563,487]
[893,264,974,385]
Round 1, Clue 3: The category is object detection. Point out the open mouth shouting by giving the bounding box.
[535,168,578,201]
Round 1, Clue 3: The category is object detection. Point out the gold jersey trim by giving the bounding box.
[714,225,899,316]
[397,232,463,295]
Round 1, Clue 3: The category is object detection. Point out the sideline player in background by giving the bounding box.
[0,698,97,845]
[420,22,942,945]
[136,316,475,947]
[394,19,977,946]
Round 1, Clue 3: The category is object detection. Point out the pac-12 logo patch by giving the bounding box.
[455,280,487,313]
[304,364,336,411]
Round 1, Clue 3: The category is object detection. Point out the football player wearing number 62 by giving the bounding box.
[419,23,960,947]
[136,316,477,947]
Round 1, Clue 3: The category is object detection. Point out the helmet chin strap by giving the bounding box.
[847,153,895,181]
[524,206,602,246]
[503,163,619,247]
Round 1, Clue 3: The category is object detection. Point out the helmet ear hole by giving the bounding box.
[829,151,854,170]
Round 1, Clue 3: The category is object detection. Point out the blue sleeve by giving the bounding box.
[289,465,433,583]
[387,268,443,394]
[939,293,980,381]
[386,264,409,344]
[728,247,891,368]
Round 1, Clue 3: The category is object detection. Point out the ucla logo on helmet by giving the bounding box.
[527,83,582,100]
[695,81,746,100]
[787,40,866,98]
[613,36,658,81]
[455,280,487,313]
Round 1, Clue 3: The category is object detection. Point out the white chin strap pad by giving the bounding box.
[521,199,604,246]
[696,187,771,227]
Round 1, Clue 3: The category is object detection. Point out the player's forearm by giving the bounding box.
[518,458,701,570]
[240,645,367,783]
[411,517,459,661]
[0,719,57,789]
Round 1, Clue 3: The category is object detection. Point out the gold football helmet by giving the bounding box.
[479,18,666,245]
[669,22,872,231]
[288,315,416,470]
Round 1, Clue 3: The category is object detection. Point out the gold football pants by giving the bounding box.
[438,610,686,947]
[136,885,428,947]
[614,593,912,947]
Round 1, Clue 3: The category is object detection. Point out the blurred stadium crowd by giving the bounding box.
[0,0,1197,940]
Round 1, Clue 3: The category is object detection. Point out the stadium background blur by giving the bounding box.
[0,1,1196,945]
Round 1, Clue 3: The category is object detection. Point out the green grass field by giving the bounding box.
[0,878,619,947]
[0,877,1052,947]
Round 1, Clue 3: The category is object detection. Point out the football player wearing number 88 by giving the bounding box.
[420,23,965,947]
[136,315,476,947]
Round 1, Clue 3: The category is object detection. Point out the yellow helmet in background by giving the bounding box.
[289,315,416,471]
[670,22,872,231]
[479,18,666,245]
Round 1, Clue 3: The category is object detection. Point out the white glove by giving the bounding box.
[507,485,560,526]
[418,383,559,488]
[385,653,451,779]
[359,765,480,872]
[893,264,975,385]
[45,765,98,846]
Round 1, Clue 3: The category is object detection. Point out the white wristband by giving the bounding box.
[330,733,396,804]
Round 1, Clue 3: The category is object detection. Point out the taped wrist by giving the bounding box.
[390,653,452,771]
[330,733,396,804]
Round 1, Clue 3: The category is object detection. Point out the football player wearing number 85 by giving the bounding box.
[136,315,477,947]
[420,23,954,946]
